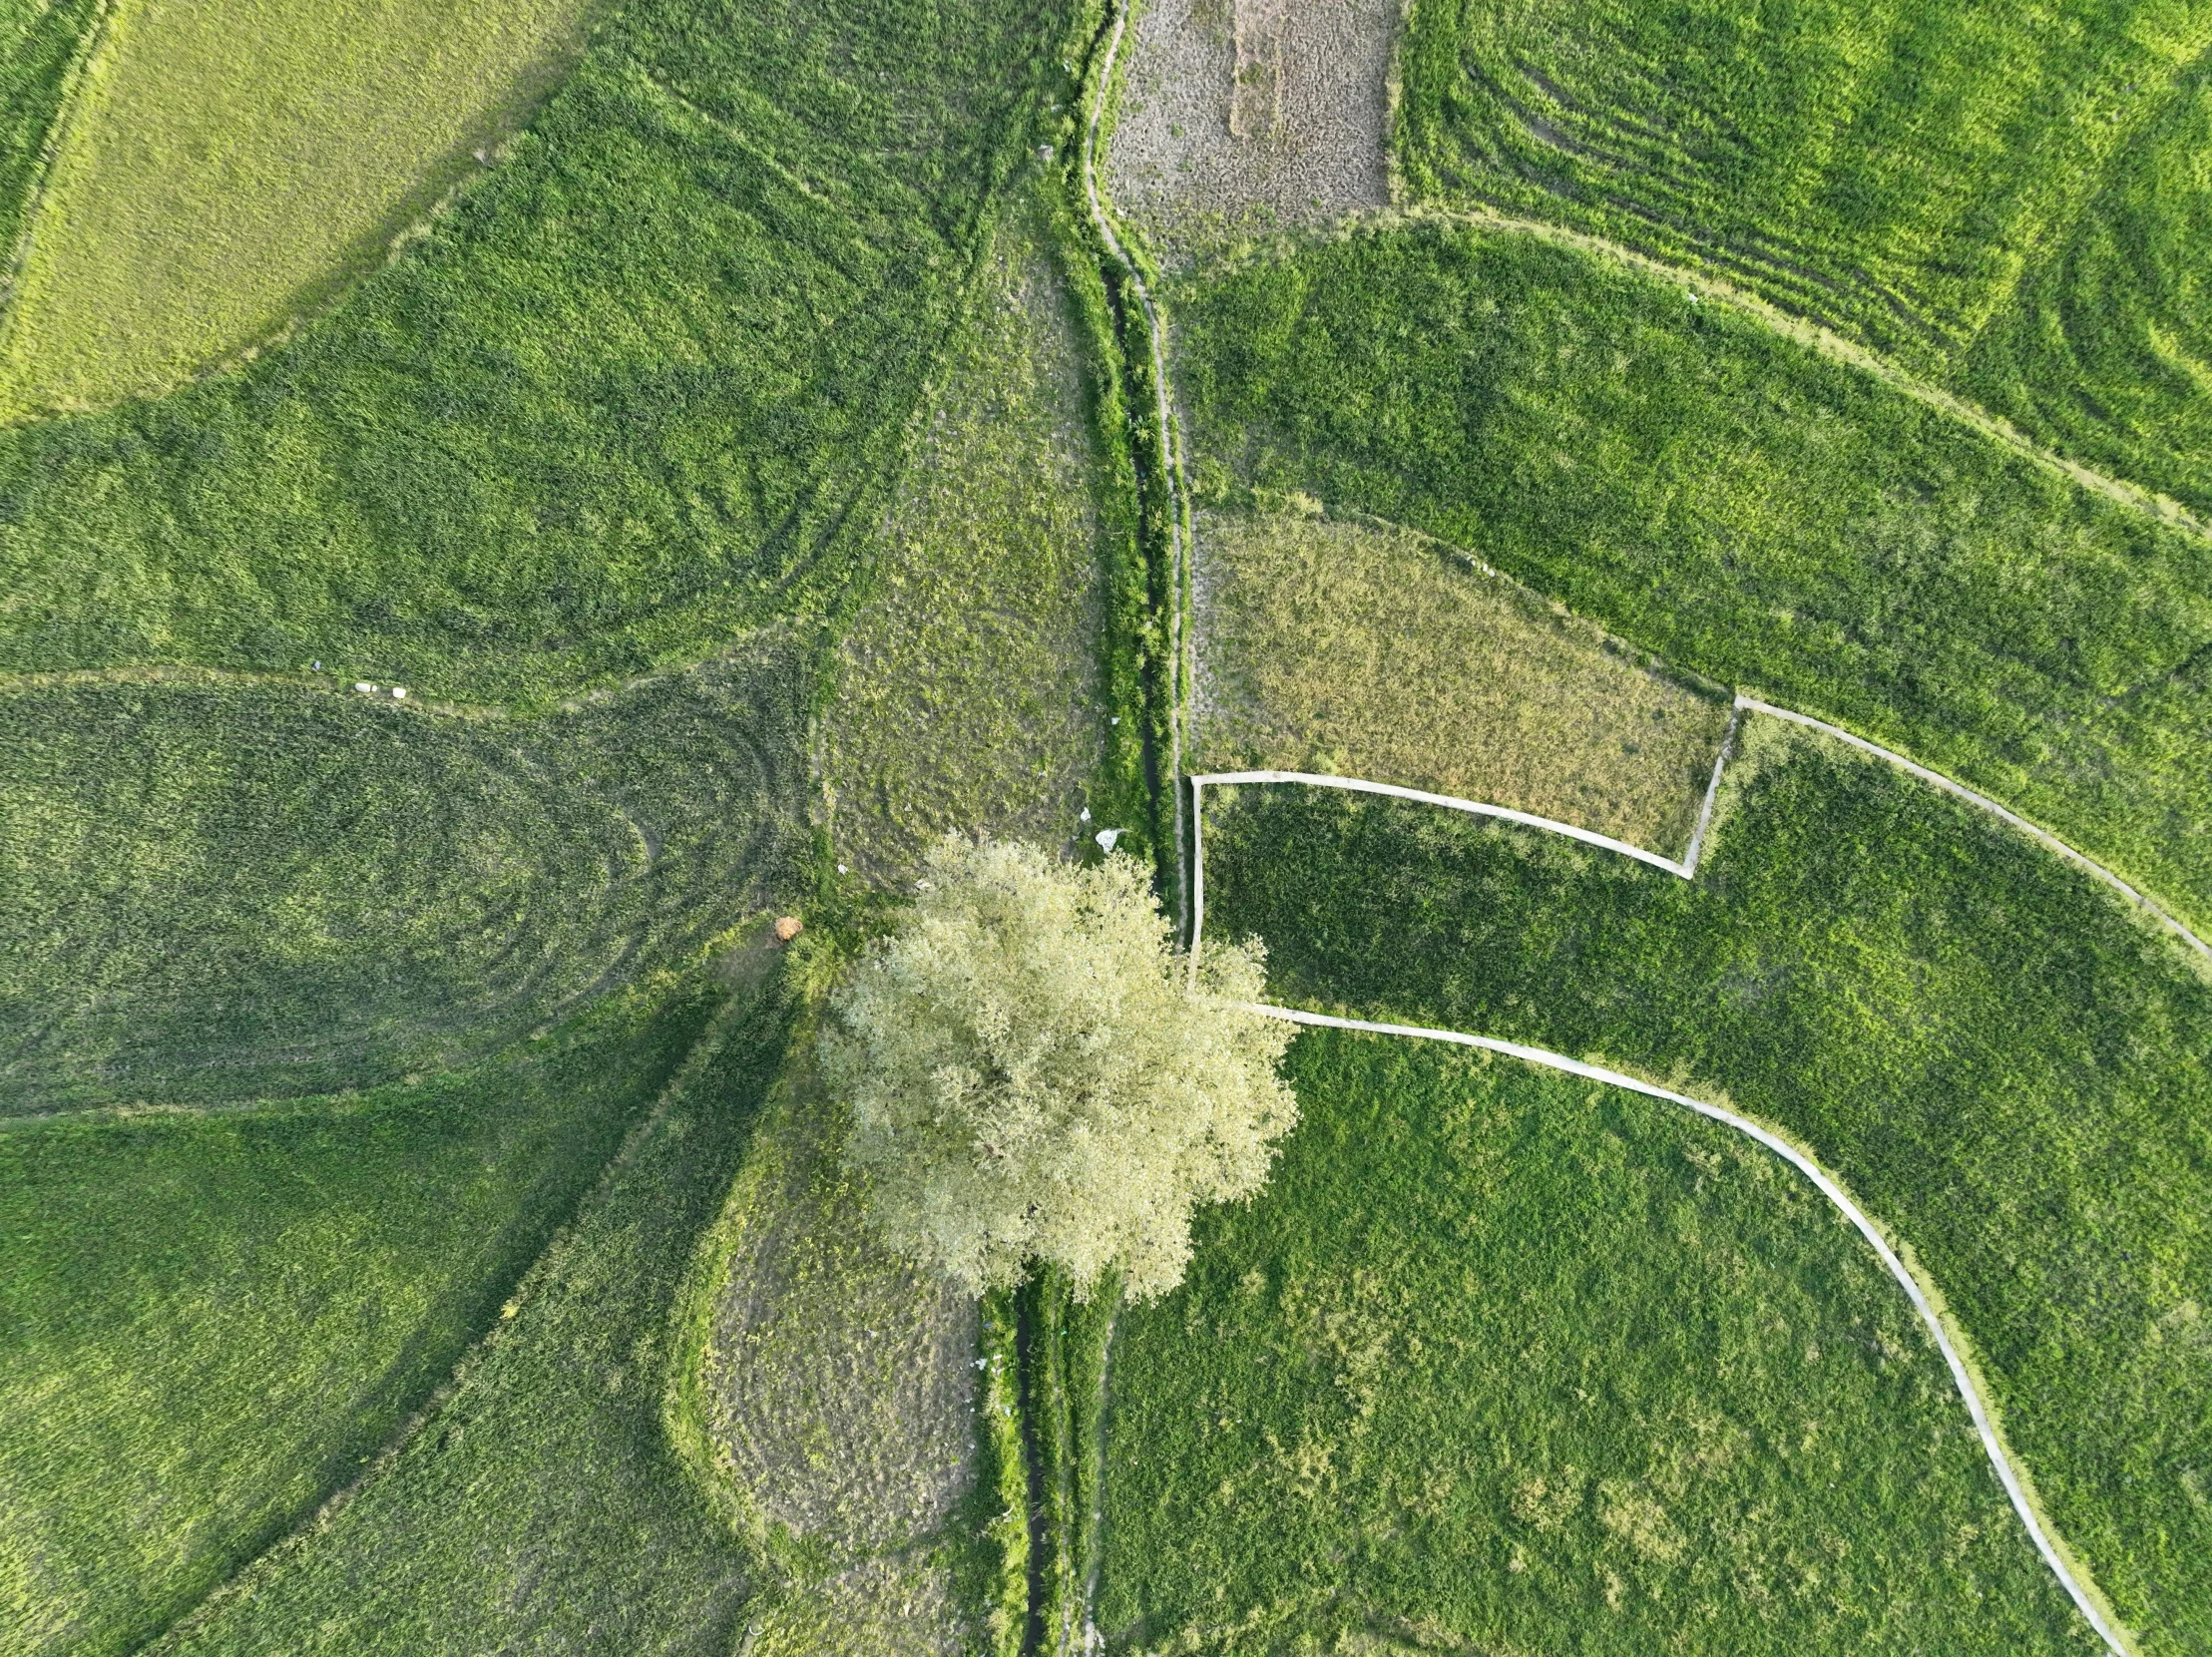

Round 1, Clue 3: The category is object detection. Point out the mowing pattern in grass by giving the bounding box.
[0,981,717,1657]
[1170,219,2212,931]
[0,0,587,415]
[0,0,1074,707]
[1191,502,1733,857]
[1395,0,2212,513]
[156,971,795,1656]
[1100,1030,2099,1654]
[0,0,100,266]
[1195,726,2212,1653]
[0,642,808,1113]
[823,180,1107,886]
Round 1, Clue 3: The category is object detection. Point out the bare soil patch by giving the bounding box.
[1104,0,1399,263]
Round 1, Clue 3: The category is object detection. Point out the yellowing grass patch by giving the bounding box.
[1190,505,1733,858]
[0,0,586,416]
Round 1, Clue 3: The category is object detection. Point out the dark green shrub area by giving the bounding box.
[0,0,99,255]
[1100,1032,2097,1654]
[0,0,1073,707]
[1172,220,2212,929]
[0,979,718,1657]
[159,969,795,1656]
[0,642,808,1112]
[1395,0,2212,513]
[1196,731,2212,1652]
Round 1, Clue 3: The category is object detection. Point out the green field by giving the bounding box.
[0,0,1074,708]
[0,0,587,416]
[1100,1029,2100,1653]
[0,0,99,264]
[0,648,807,1112]
[1196,722,2212,1651]
[0,979,717,1656]
[1192,503,1734,856]
[1395,0,2212,514]
[1172,218,2212,931]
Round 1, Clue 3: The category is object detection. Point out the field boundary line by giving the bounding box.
[1232,999,2134,1657]
[1398,204,2211,546]
[1735,695,2212,965]
[1086,0,1193,935]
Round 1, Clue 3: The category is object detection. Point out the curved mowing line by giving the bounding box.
[1085,0,1192,935]
[1227,999,2133,1657]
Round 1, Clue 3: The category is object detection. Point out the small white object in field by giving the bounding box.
[1110,715,1120,725]
[837,863,849,874]
[1096,828,1121,852]
[310,660,320,670]
[353,681,374,693]
[1079,807,1092,821]
[391,686,406,699]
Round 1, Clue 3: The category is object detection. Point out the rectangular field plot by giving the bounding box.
[1099,1029,2099,1655]
[1191,505,1733,858]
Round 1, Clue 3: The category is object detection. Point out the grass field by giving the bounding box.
[1170,218,2212,931]
[0,979,717,1657]
[0,0,100,266]
[0,0,1075,708]
[0,644,808,1112]
[1191,501,1733,856]
[822,180,1109,886]
[0,0,588,416]
[1099,1030,2100,1654]
[1395,0,2212,514]
[150,966,795,1656]
[1196,723,2212,1652]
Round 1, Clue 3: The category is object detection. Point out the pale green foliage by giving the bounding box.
[820,837,1297,1302]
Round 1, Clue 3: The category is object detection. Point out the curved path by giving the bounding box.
[1229,999,2134,1657]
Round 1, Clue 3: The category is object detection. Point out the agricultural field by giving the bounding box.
[1100,1030,2101,1655]
[0,0,588,416]
[0,0,98,262]
[1191,502,1734,855]
[1395,0,2212,515]
[1193,722,2212,1651]
[1169,218,2212,933]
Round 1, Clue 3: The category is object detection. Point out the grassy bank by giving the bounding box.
[0,979,717,1656]
[1171,219,2212,930]
[1195,724,2212,1651]
[0,0,101,263]
[1099,1029,2100,1653]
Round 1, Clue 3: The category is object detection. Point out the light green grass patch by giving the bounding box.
[0,0,587,415]
[1193,502,1732,856]
[1100,1031,2098,1654]
[0,980,716,1657]
[822,180,1108,885]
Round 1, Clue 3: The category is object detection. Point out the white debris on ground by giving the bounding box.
[1104,0,1400,264]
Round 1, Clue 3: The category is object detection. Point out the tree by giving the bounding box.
[819,836,1297,1302]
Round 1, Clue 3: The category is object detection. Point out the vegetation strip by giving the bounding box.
[1227,1001,2131,1657]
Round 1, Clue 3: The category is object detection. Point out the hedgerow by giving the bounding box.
[1194,726,2212,1651]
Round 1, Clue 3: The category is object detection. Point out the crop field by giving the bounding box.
[0,978,718,1657]
[1170,218,2212,933]
[1099,1029,2099,1653]
[822,181,1110,886]
[0,0,1076,708]
[0,0,588,417]
[1395,0,2212,515]
[153,966,795,1656]
[1191,502,1734,855]
[0,0,98,262]
[0,644,809,1112]
[1194,722,2212,1651]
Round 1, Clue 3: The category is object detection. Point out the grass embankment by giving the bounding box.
[1193,502,1733,856]
[0,980,718,1657]
[822,178,1111,884]
[0,0,587,415]
[1099,1031,2100,1654]
[0,0,100,262]
[150,964,797,1655]
[1197,727,2212,1652]
[0,647,807,1112]
[1172,220,2212,930]
[1395,0,2212,515]
[0,0,1072,707]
